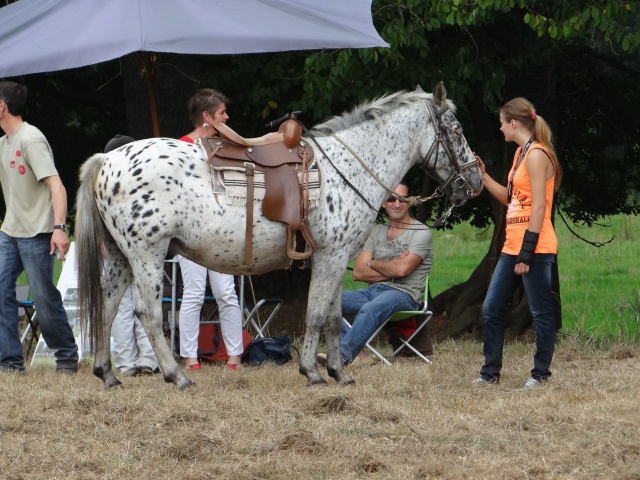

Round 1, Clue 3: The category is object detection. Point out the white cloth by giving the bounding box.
[176,256,243,358]
[219,166,320,208]
[112,285,158,373]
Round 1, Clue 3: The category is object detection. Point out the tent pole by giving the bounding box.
[143,52,161,137]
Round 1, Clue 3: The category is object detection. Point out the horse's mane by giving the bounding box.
[311,89,456,136]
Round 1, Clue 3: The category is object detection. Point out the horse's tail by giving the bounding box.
[76,153,107,353]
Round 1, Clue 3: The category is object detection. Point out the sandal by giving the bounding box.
[187,363,202,371]
[226,364,238,370]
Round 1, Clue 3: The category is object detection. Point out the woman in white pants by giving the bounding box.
[177,255,243,370]
[176,88,244,370]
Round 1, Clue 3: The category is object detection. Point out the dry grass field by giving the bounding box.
[2,336,639,480]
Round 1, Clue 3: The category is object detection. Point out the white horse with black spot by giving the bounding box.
[75,82,483,389]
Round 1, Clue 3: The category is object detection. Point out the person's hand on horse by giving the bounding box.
[473,152,486,175]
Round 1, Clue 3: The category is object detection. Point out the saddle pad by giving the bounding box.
[216,165,320,208]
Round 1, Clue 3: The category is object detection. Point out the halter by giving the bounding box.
[420,99,479,208]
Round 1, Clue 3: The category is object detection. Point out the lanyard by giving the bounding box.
[507,137,534,204]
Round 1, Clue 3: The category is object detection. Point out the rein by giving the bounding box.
[301,124,380,212]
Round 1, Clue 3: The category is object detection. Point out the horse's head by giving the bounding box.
[417,82,483,205]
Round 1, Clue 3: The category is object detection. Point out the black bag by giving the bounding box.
[244,335,298,366]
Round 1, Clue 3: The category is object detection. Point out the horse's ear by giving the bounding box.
[416,84,424,93]
[433,81,447,108]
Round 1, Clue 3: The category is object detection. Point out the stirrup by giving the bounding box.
[286,225,316,260]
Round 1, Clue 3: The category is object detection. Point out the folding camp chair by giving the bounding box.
[342,274,433,365]
[17,285,39,360]
[239,275,282,338]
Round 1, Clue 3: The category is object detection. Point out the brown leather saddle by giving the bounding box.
[202,120,317,265]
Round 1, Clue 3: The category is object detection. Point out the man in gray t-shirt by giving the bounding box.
[336,182,432,365]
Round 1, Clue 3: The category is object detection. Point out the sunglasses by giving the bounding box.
[386,196,409,204]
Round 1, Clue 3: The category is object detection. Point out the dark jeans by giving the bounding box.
[0,231,79,371]
[340,284,418,364]
[480,253,556,382]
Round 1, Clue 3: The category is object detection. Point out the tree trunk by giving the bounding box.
[120,52,203,139]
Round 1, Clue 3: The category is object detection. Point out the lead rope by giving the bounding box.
[301,124,380,213]
[329,132,441,207]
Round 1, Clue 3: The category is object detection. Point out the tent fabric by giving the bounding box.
[0,0,388,78]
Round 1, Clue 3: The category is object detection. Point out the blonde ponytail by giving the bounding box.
[501,98,563,190]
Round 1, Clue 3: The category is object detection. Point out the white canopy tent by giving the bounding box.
[0,0,388,135]
[0,0,388,77]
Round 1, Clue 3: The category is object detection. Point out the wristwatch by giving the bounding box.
[53,224,67,232]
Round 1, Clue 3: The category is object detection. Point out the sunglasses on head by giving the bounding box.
[386,196,409,204]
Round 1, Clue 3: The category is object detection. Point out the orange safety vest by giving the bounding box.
[502,142,557,255]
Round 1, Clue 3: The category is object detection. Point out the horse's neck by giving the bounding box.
[316,108,427,203]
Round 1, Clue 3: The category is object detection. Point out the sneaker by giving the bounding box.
[316,353,327,367]
[349,355,376,367]
[523,377,545,389]
[136,366,159,376]
[472,376,499,387]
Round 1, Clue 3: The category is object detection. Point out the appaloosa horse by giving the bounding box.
[75,82,483,389]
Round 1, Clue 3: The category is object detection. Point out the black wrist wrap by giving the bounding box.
[515,230,539,265]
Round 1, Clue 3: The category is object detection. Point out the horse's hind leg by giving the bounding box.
[130,257,193,390]
[94,243,130,388]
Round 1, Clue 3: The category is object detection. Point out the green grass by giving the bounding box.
[345,214,640,341]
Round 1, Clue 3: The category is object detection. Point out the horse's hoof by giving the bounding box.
[104,378,123,389]
[177,379,195,390]
[339,378,356,386]
[335,369,355,386]
[307,376,329,386]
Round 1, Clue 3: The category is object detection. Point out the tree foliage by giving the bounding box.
[300,0,640,227]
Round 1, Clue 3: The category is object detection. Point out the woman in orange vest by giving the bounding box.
[473,97,562,389]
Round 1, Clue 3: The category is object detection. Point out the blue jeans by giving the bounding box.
[480,253,557,382]
[0,231,79,371]
[340,284,418,364]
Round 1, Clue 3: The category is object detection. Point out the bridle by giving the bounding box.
[420,99,479,209]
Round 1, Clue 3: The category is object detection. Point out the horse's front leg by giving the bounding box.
[299,316,328,386]
[299,259,354,386]
[324,311,354,386]
[132,265,193,390]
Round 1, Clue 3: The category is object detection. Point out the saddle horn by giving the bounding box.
[265,111,303,130]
